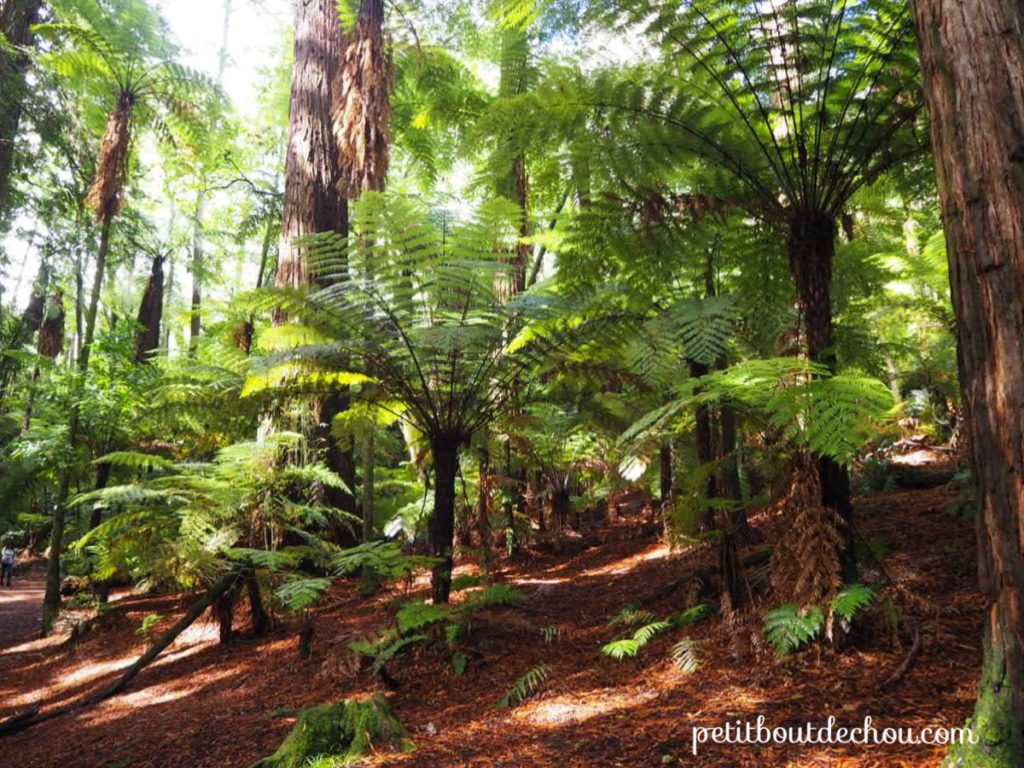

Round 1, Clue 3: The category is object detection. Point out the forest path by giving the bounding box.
[0,571,44,646]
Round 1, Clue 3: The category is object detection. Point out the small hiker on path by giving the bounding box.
[1,544,16,586]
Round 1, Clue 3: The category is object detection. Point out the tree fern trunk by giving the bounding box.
[80,217,112,374]
[429,439,460,604]
[42,470,70,633]
[787,213,856,581]
[659,440,673,504]
[134,254,164,363]
[912,0,1024,762]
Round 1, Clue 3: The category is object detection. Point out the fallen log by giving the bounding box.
[0,570,241,737]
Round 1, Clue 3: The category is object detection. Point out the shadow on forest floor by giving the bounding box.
[0,480,982,768]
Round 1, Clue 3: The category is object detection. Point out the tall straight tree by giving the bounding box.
[277,0,355,516]
[912,1,1024,763]
[188,0,232,353]
[0,0,43,229]
[277,0,347,294]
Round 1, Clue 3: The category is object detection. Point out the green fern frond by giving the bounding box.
[396,602,446,635]
[763,604,825,658]
[831,583,874,620]
[275,576,332,612]
[497,663,550,707]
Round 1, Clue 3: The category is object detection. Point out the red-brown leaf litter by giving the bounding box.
[0,474,981,768]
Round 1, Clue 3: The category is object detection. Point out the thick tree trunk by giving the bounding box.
[787,213,856,581]
[278,0,347,293]
[551,485,571,531]
[0,0,41,227]
[278,0,358,522]
[334,0,389,197]
[428,440,459,604]
[134,254,164,363]
[912,1,1024,762]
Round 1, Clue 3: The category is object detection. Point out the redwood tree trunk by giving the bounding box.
[787,213,856,581]
[278,0,357,520]
[0,0,41,226]
[429,439,460,604]
[912,1,1024,761]
[277,0,347,292]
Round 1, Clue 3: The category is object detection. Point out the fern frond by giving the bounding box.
[497,663,550,707]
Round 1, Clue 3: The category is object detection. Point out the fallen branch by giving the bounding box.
[0,570,241,737]
[879,619,922,690]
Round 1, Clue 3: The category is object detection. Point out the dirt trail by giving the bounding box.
[0,571,43,646]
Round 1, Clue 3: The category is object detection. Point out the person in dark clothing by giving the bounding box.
[1,544,15,586]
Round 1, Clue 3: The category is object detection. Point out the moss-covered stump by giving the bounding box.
[256,694,408,767]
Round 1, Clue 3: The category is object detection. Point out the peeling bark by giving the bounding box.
[912,1,1024,762]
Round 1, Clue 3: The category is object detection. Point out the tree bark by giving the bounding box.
[134,254,164,363]
[551,484,571,531]
[80,218,112,374]
[277,0,347,294]
[246,573,270,636]
[912,1,1024,762]
[42,471,70,633]
[334,0,389,197]
[428,439,459,604]
[787,213,856,581]
[659,440,673,504]
[278,0,358,521]
[0,0,41,228]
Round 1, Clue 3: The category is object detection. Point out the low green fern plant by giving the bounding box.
[497,663,550,707]
[763,584,876,657]
[602,603,713,662]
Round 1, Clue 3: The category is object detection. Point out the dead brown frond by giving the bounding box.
[771,452,843,607]
[333,0,391,197]
[86,91,135,223]
[37,291,65,359]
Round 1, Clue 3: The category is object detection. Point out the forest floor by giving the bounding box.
[0,464,983,768]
